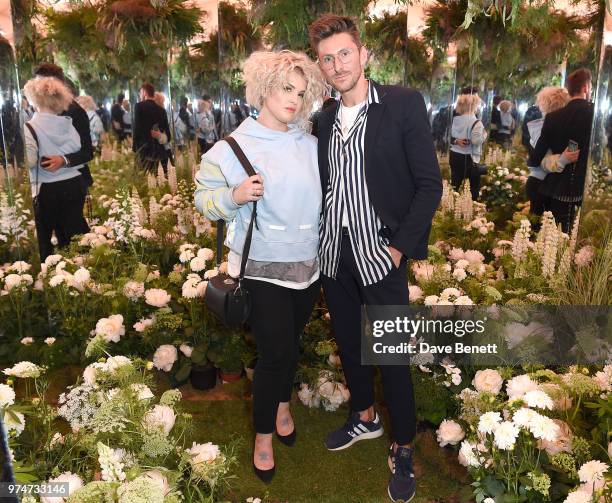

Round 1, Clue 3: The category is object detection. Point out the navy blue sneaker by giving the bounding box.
[387,444,416,502]
[325,411,384,451]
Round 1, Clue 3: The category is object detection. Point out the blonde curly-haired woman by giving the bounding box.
[195,50,326,483]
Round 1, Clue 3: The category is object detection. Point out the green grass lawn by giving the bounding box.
[181,380,472,503]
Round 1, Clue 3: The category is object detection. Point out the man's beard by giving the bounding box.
[332,71,359,93]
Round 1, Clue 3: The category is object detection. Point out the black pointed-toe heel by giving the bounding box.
[253,462,275,484]
[276,429,297,446]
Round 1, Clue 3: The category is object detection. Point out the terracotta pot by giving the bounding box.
[219,369,242,383]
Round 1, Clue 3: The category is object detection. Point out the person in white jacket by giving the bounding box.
[450,93,487,200]
[194,50,325,483]
[76,95,104,151]
[23,77,89,260]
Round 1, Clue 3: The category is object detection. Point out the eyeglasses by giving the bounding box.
[319,48,358,69]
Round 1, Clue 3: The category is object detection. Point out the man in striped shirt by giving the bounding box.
[309,14,442,502]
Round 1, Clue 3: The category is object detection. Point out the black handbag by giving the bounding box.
[204,136,258,327]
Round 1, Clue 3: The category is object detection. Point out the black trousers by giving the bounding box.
[244,277,320,434]
[321,235,417,445]
[526,176,547,216]
[449,150,480,201]
[34,176,89,261]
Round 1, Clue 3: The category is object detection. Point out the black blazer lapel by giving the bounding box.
[364,101,385,176]
[317,105,337,192]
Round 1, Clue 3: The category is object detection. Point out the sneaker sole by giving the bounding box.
[326,428,384,451]
[387,485,415,503]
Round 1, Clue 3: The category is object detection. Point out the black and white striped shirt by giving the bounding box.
[319,82,393,286]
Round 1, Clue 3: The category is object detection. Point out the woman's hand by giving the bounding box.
[560,147,580,164]
[233,174,264,205]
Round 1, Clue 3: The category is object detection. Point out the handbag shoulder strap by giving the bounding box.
[216,136,258,281]
[25,122,41,197]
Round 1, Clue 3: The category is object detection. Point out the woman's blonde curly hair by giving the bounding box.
[242,50,326,122]
[536,86,570,115]
[23,76,73,114]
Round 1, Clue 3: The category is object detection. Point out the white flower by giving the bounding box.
[593,365,612,392]
[436,419,465,447]
[3,361,43,378]
[537,419,572,456]
[440,287,462,301]
[189,256,207,272]
[179,344,193,358]
[123,281,145,301]
[529,414,560,442]
[506,374,539,400]
[197,248,214,261]
[40,472,83,503]
[73,267,91,285]
[204,269,219,279]
[20,337,34,345]
[48,274,65,288]
[577,460,609,487]
[408,285,423,301]
[454,295,474,305]
[145,288,171,308]
[478,411,502,434]
[196,280,208,297]
[297,383,320,408]
[182,281,199,299]
[0,383,16,408]
[563,489,594,503]
[134,316,155,333]
[143,470,170,496]
[95,314,125,343]
[458,440,481,467]
[483,499,495,503]
[105,356,132,374]
[4,274,23,291]
[524,390,554,410]
[472,369,503,395]
[143,404,176,436]
[82,362,105,386]
[10,261,31,273]
[49,432,65,449]
[512,407,539,428]
[44,337,56,345]
[493,421,520,450]
[97,442,126,482]
[186,441,221,465]
[453,268,467,281]
[464,249,485,263]
[44,254,63,267]
[130,383,154,400]
[424,295,439,306]
[153,345,177,372]
[4,410,25,436]
[455,259,470,270]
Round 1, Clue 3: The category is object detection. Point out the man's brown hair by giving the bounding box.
[308,14,361,52]
[566,68,592,97]
[141,83,155,98]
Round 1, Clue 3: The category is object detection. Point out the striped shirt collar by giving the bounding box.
[334,80,380,122]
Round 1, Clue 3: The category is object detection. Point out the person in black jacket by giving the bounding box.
[309,14,442,503]
[528,68,594,233]
[111,93,126,143]
[132,83,171,172]
[489,95,502,143]
[521,104,542,156]
[96,101,111,132]
[33,63,94,189]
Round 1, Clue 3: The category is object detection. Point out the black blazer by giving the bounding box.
[528,99,594,199]
[317,82,442,261]
[132,99,171,159]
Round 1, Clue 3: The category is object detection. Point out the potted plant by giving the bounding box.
[208,329,249,383]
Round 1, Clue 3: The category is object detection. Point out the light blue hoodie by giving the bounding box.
[194,117,321,262]
[24,112,84,196]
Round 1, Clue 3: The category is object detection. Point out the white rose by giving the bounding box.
[82,362,105,386]
[40,472,83,503]
[0,383,16,408]
[472,369,503,395]
[95,314,125,343]
[153,345,178,372]
[179,344,193,358]
[204,269,219,279]
[44,337,56,345]
[73,267,90,285]
[186,441,221,465]
[436,419,465,447]
[143,405,176,436]
[145,288,171,308]
[20,337,34,345]
[408,285,423,301]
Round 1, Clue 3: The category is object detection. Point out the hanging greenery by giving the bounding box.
[423,0,596,98]
[250,0,370,52]
[364,10,432,89]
